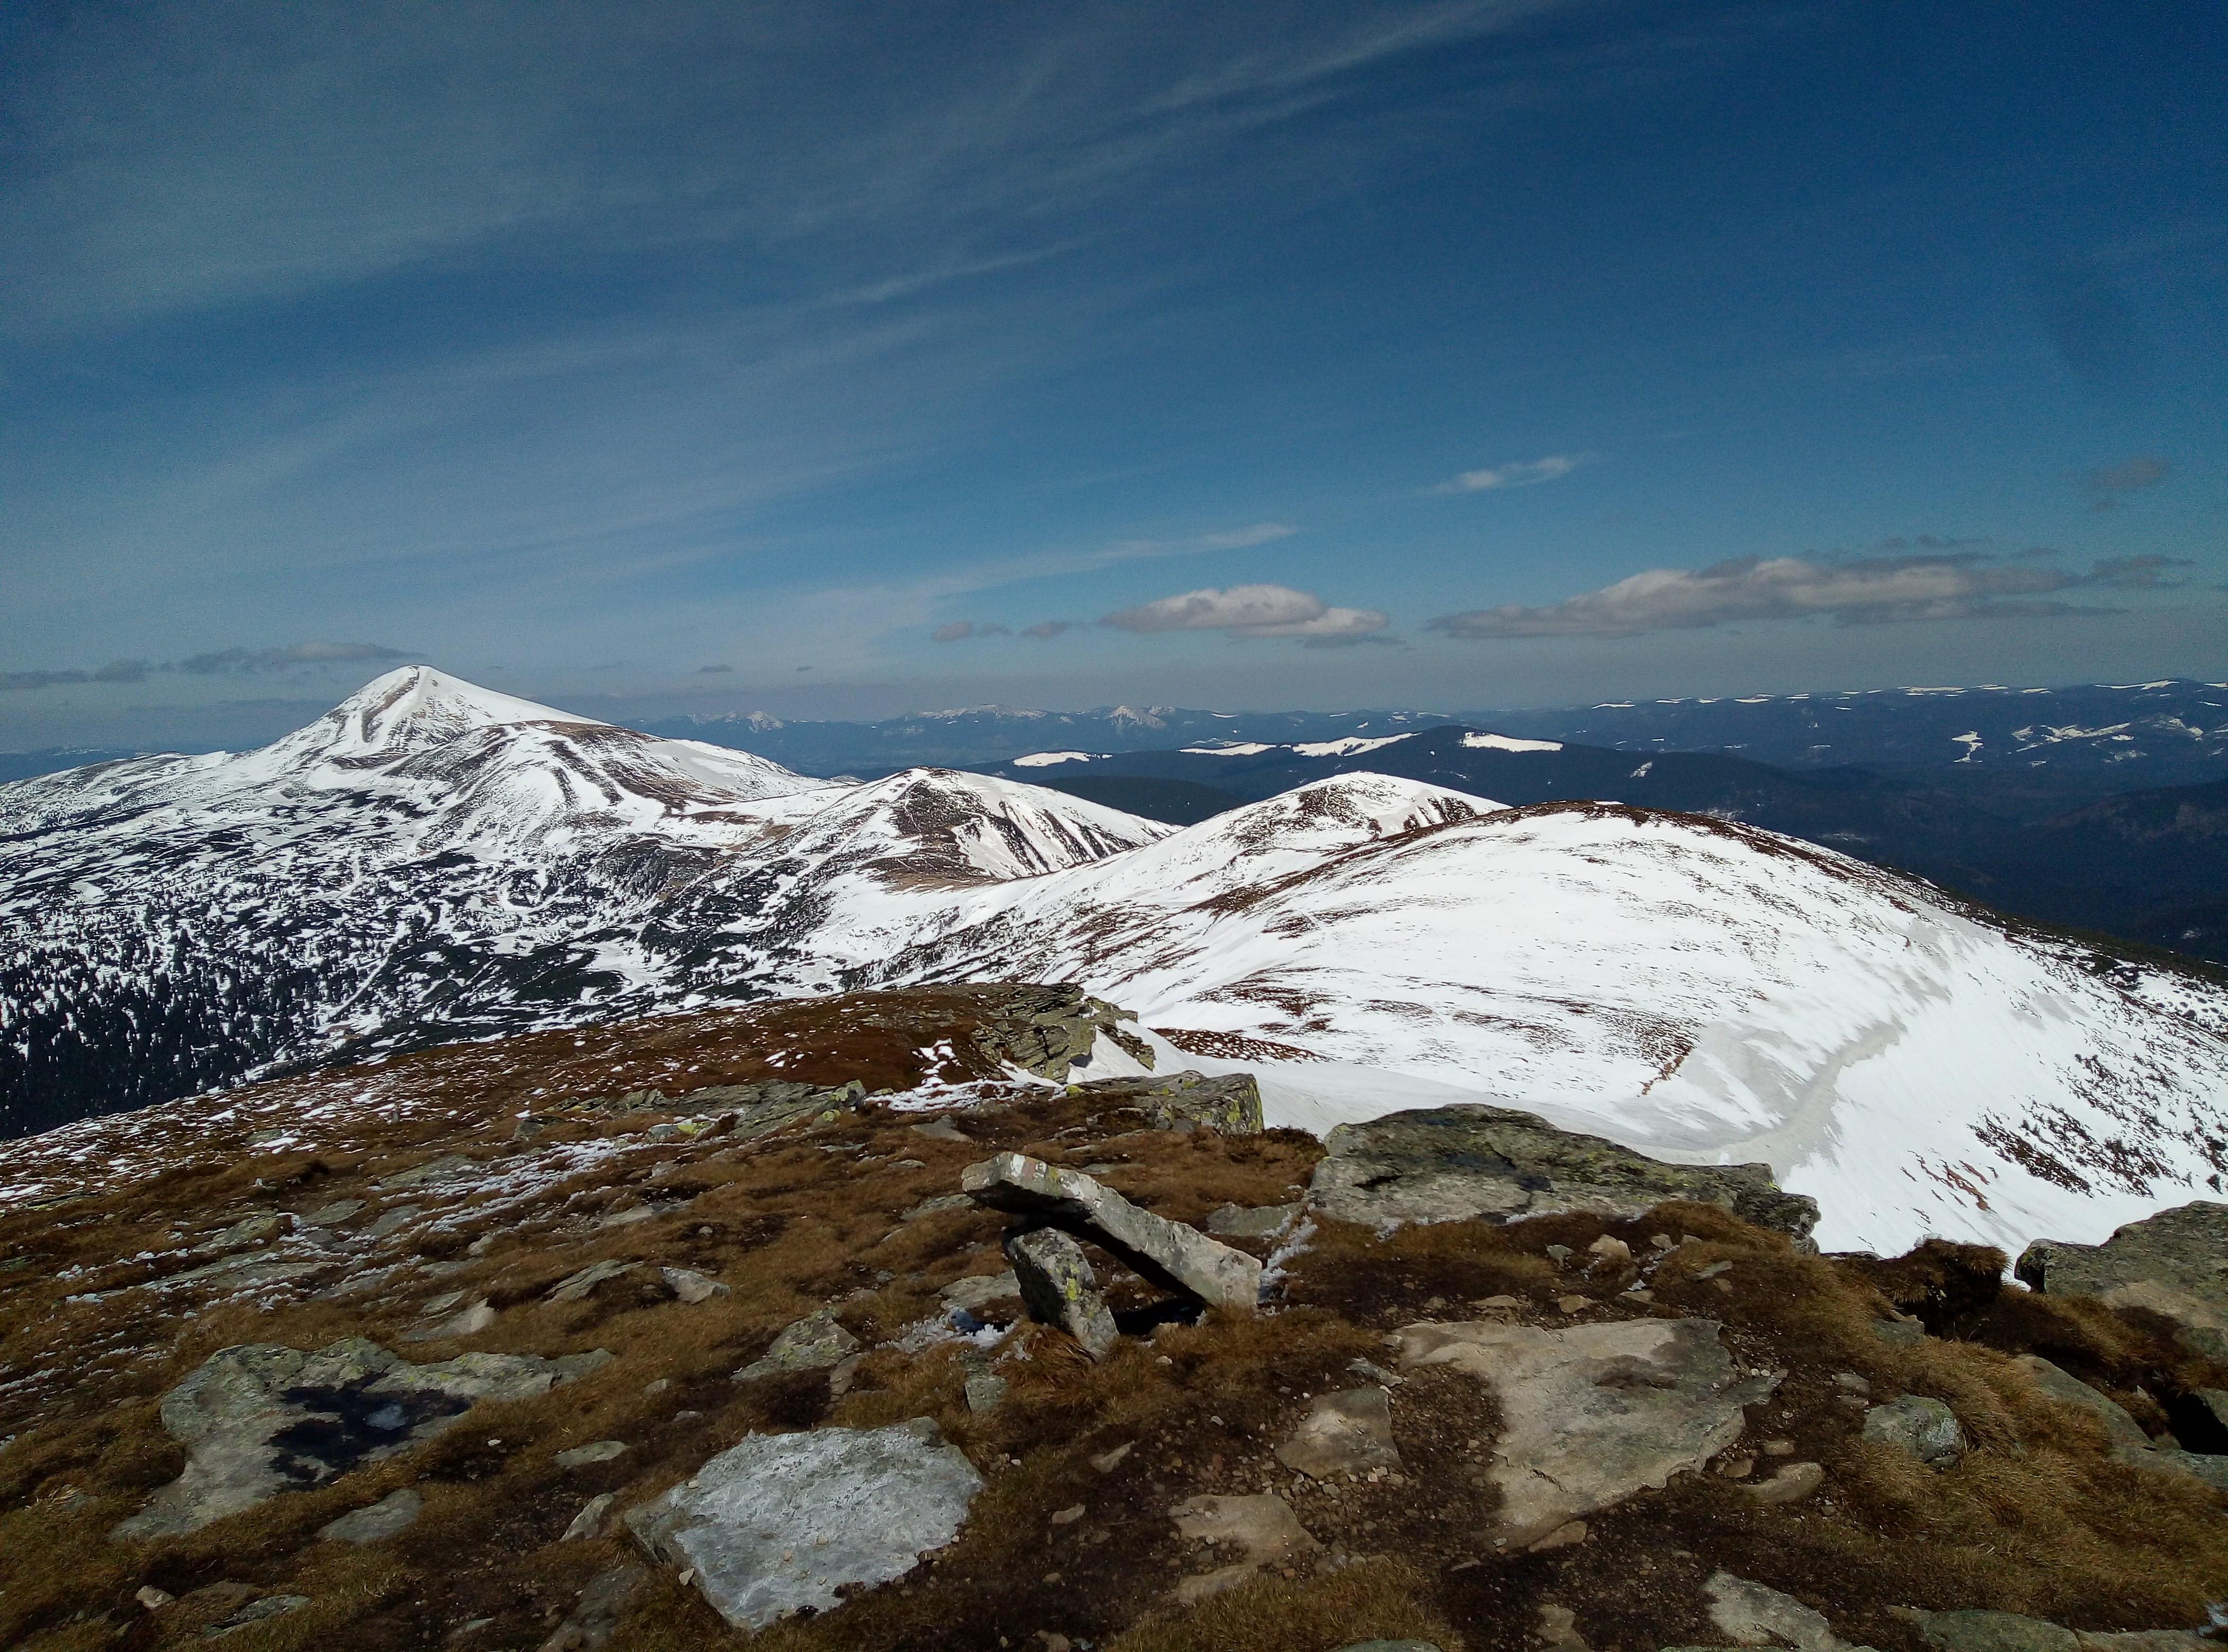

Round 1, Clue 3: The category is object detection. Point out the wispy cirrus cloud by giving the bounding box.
[1433,452,1593,494]
[1426,550,2184,640]
[2084,456,2170,510]
[0,660,151,693]
[0,641,409,692]
[1100,522,1299,559]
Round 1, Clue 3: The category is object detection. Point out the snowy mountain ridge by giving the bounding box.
[5,669,2227,1259]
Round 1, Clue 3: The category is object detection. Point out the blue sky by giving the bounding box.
[3,0,2224,749]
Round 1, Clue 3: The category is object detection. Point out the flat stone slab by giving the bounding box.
[626,1418,984,1630]
[1907,1610,2080,1652]
[961,1152,1261,1310]
[1169,1491,1320,1602]
[115,1337,608,1539]
[2017,1202,2228,1361]
[939,1271,1022,1313]
[1275,1387,1402,1478]
[1207,1202,1301,1238]
[1392,1316,1777,1543]
[1307,1105,1818,1242]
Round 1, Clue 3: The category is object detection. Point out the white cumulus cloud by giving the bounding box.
[1426,552,2147,640]
[1100,582,1388,639]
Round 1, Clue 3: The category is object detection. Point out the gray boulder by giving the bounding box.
[1306,1106,1818,1242]
[1004,1228,1119,1359]
[1391,1316,1777,1543]
[1861,1396,1966,1467]
[206,1594,311,1637]
[318,1486,423,1544]
[115,1338,609,1539]
[734,1309,860,1381]
[625,1418,984,1630]
[961,1152,1261,1310]
[2016,1202,2228,1361]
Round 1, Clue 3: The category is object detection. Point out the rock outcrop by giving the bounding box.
[1390,1317,1777,1543]
[960,1152,1262,1310]
[115,1338,610,1539]
[624,1419,985,1630]
[2016,1202,2228,1361]
[1307,1105,1820,1242]
[1065,1070,1263,1135]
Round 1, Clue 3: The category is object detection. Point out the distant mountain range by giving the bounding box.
[637,678,2228,785]
[975,726,2228,965]
[5,667,2228,1258]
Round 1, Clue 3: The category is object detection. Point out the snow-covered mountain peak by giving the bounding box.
[775,767,1173,884]
[271,665,594,767]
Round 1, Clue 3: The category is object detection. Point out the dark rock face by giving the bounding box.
[1306,1105,1819,1243]
[1065,1070,1263,1135]
[2016,1202,2228,1360]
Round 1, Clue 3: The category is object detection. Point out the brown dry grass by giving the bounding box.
[7,1001,2228,1651]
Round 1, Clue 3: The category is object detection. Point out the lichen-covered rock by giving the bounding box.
[1306,1106,1818,1242]
[2016,1204,2228,1361]
[1065,1070,1263,1135]
[625,1419,984,1630]
[962,1152,1261,1310]
[114,1338,609,1539]
[1861,1396,1966,1467]
[1004,1227,1119,1359]
[733,1308,860,1381]
[1391,1316,1778,1543]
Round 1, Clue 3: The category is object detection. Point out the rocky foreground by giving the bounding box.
[4,985,2228,1652]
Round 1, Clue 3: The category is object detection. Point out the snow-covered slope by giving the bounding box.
[843,778,2228,1256]
[7,672,2227,1261]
